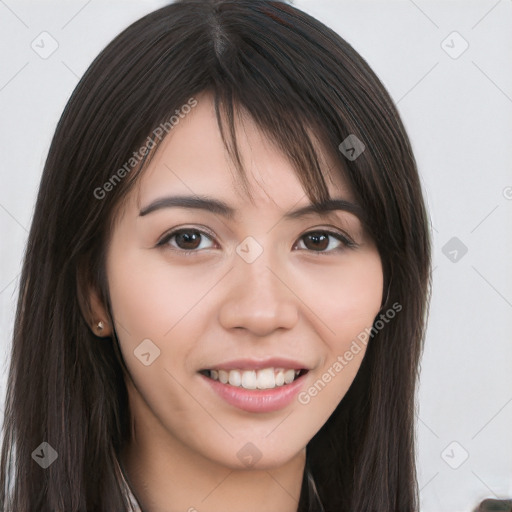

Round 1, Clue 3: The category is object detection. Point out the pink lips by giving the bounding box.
[202,357,309,372]
[198,357,311,413]
[199,369,308,413]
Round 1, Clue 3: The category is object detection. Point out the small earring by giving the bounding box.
[96,321,105,332]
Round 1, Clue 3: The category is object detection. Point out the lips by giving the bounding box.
[199,367,309,413]
[200,367,307,390]
[198,358,310,391]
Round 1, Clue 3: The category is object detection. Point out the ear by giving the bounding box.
[88,286,114,337]
[76,262,113,338]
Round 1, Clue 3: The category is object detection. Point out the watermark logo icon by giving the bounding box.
[441,31,469,59]
[338,134,365,161]
[31,31,59,59]
[441,441,469,469]
[134,338,161,366]
[236,442,262,467]
[32,442,58,469]
[236,236,263,264]
[442,236,468,263]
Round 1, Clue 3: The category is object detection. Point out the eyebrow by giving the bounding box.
[139,195,365,222]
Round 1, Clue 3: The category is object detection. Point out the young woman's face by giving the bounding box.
[105,93,383,470]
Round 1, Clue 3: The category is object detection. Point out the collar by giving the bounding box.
[114,455,143,512]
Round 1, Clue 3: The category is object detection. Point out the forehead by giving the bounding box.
[133,92,352,210]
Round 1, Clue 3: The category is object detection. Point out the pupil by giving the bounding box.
[307,232,328,251]
[177,232,200,249]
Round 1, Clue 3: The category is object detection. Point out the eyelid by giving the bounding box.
[155,224,358,253]
[294,227,358,251]
[156,225,216,248]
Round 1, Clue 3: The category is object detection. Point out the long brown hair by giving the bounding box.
[0,1,431,510]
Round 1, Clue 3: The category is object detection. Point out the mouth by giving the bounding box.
[199,367,309,390]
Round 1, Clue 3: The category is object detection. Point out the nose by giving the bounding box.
[217,254,300,336]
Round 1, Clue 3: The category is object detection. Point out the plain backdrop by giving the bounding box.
[1,1,511,511]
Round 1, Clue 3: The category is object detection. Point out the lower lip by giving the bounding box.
[200,372,308,413]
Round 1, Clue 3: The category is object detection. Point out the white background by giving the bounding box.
[0,1,511,511]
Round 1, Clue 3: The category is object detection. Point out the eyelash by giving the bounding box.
[156,226,358,256]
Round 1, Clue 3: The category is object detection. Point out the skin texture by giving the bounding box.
[89,92,383,512]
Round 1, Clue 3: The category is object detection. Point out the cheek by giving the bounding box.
[105,248,214,412]
[106,247,218,343]
[298,249,381,386]
[298,248,383,345]
[291,250,382,437]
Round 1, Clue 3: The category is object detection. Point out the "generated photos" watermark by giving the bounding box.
[298,301,402,405]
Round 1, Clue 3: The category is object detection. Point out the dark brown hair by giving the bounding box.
[0,1,431,510]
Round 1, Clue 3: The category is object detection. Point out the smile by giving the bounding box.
[199,368,308,390]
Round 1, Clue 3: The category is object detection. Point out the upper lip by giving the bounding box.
[201,357,311,371]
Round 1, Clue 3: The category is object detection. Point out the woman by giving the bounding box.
[0,1,431,511]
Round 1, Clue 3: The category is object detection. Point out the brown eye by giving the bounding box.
[296,230,355,253]
[303,232,330,251]
[174,231,202,250]
[158,228,215,253]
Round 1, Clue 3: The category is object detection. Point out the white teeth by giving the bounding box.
[228,370,242,387]
[256,368,275,389]
[284,369,295,384]
[241,370,257,390]
[208,367,303,390]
